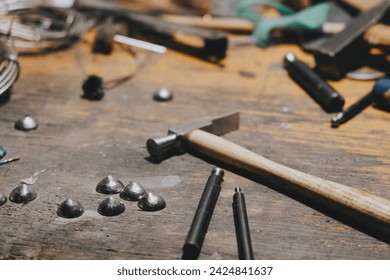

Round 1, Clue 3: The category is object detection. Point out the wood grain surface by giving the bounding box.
[1,6,390,259]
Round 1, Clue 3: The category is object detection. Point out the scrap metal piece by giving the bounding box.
[0,192,7,206]
[137,192,166,211]
[9,184,37,203]
[97,196,125,216]
[14,115,38,131]
[96,175,124,194]
[120,181,146,201]
[57,198,84,218]
[346,67,385,81]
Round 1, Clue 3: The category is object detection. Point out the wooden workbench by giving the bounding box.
[1,16,389,259]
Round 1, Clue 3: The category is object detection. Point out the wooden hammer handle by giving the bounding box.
[184,129,390,236]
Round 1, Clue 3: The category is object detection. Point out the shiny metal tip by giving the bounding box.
[284,53,296,63]
[331,112,344,128]
[212,167,224,177]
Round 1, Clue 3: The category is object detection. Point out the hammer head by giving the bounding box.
[146,112,239,160]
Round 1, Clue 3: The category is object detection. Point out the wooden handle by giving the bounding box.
[184,130,390,236]
[161,14,255,32]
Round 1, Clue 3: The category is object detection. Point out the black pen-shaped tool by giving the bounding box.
[331,78,390,128]
[283,53,345,113]
[182,167,224,260]
[233,187,254,260]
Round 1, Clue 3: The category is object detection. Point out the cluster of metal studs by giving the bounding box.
[96,175,166,216]
[0,175,166,218]
[54,175,166,219]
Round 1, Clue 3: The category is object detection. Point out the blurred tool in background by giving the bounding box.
[331,78,390,128]
[283,52,345,113]
[0,0,389,125]
[0,43,19,100]
[0,5,90,53]
[172,0,241,17]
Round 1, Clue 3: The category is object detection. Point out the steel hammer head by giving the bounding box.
[146,112,239,161]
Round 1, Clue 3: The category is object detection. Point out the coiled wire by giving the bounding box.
[0,7,90,53]
[0,1,91,95]
[0,41,19,96]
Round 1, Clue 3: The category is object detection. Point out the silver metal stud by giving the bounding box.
[137,192,166,211]
[57,198,84,218]
[14,115,38,131]
[9,184,37,203]
[153,87,173,102]
[0,192,7,206]
[96,175,124,194]
[120,181,147,201]
[98,196,125,216]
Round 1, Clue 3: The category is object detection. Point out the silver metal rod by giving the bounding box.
[113,34,167,54]
[0,157,20,165]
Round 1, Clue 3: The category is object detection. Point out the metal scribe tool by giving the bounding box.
[182,167,224,260]
[233,187,254,260]
[331,77,390,128]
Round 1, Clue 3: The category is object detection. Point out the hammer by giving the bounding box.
[146,112,390,239]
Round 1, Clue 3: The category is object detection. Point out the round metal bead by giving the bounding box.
[0,192,7,206]
[57,198,85,218]
[120,181,147,201]
[137,192,166,212]
[9,184,37,204]
[14,115,38,131]
[153,87,173,102]
[98,197,125,216]
[96,175,124,194]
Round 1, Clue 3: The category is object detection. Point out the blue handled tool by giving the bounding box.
[331,78,390,128]
[0,145,19,165]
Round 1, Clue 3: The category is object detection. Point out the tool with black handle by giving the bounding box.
[331,77,390,127]
[233,187,254,260]
[75,0,228,62]
[283,53,345,113]
[182,167,224,260]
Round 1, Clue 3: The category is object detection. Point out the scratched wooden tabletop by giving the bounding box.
[1,4,390,260]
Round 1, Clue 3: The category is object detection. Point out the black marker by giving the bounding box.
[182,167,224,260]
